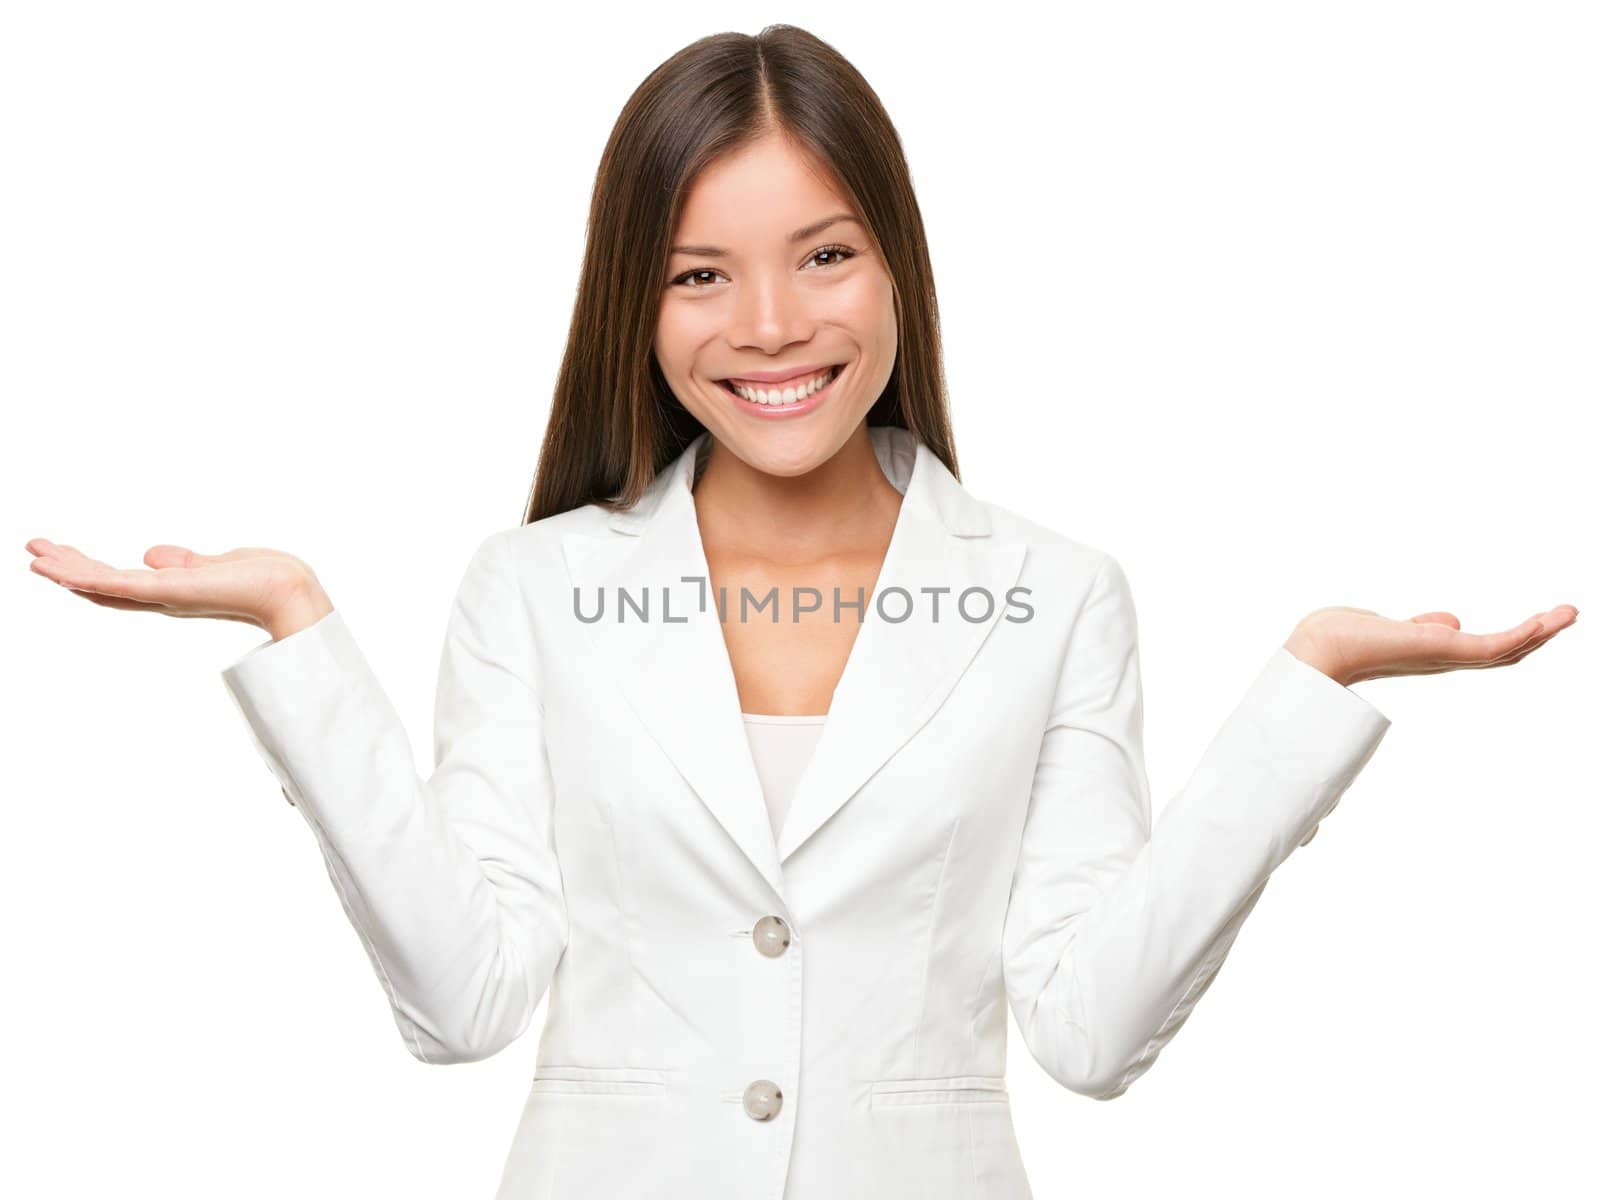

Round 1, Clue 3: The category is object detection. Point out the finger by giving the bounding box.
[1399,616,1524,664]
[1478,625,1557,666]
[31,556,177,604]
[30,557,75,586]
[1536,604,1580,633]
[1405,610,1571,673]
[1484,606,1578,650]
[65,589,173,614]
[30,541,117,574]
[26,539,72,562]
[30,540,136,572]
[30,556,87,588]
[1499,629,1567,666]
[1431,616,1548,665]
[1454,620,1566,670]
[1497,639,1554,667]
[67,590,256,625]
[1486,617,1575,667]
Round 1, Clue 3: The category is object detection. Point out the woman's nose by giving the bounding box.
[725,272,814,352]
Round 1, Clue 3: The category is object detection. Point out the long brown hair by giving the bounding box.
[522,24,958,526]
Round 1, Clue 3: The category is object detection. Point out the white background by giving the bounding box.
[4,2,1594,1196]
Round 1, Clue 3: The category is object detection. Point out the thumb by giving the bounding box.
[1408,611,1460,629]
[142,544,235,569]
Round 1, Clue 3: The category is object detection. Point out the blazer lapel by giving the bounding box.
[560,426,1026,897]
[561,434,786,898]
[776,432,1026,864]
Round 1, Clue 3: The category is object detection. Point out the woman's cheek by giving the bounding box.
[832,270,896,343]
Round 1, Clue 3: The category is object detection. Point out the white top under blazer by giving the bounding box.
[741,714,827,840]
[218,424,1391,1200]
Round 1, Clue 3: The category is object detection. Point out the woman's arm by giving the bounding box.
[1002,555,1390,1100]
[220,529,569,1065]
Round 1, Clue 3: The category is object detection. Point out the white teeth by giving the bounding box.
[729,365,839,406]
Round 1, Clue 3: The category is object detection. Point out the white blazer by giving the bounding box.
[221,424,1391,1200]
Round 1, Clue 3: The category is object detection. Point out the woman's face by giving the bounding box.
[653,132,898,478]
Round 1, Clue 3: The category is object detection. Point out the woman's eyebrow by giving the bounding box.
[669,214,862,257]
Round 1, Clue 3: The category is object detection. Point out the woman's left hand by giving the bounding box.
[1283,603,1579,687]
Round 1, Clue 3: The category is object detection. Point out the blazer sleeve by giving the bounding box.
[1002,554,1391,1100]
[219,529,569,1065]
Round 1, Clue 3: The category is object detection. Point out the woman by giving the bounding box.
[24,24,1576,1200]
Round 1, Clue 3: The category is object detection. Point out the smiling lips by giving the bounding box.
[720,363,843,408]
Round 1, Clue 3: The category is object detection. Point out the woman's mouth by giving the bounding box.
[717,363,844,417]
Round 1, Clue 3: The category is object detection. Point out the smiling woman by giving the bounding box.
[24,16,1579,1200]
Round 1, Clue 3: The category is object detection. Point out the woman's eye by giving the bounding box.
[672,268,721,289]
[808,244,857,269]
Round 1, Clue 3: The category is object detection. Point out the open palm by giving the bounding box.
[25,538,320,630]
[1286,603,1579,687]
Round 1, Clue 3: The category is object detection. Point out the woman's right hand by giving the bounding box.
[25,538,334,642]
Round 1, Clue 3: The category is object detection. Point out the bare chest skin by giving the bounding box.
[703,530,895,718]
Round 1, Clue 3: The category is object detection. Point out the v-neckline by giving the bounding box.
[559,422,1025,887]
[686,433,911,725]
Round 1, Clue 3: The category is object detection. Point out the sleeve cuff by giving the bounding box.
[219,608,378,802]
[1267,644,1389,728]
[221,607,343,678]
[1235,644,1392,848]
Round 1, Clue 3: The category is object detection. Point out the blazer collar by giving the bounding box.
[602,424,994,538]
[561,425,1025,904]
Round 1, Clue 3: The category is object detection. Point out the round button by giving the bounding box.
[742,1079,783,1121]
[752,915,791,958]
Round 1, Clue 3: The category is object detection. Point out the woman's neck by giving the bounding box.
[691,426,905,565]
